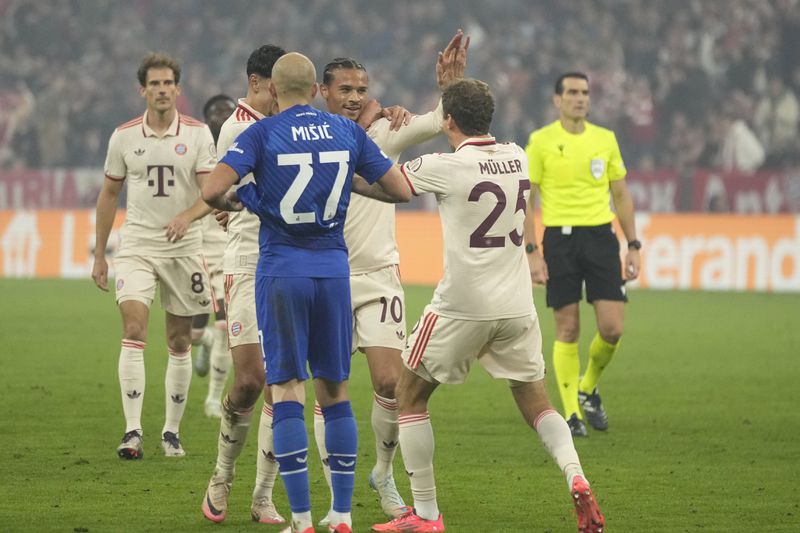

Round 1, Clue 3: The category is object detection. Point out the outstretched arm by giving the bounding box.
[352,166,411,203]
[202,163,245,211]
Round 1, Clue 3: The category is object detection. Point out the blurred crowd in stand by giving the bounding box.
[1,0,799,176]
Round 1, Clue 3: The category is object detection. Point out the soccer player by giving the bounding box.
[202,52,411,533]
[92,52,217,459]
[523,72,640,437]
[312,29,469,525]
[191,94,237,419]
[200,45,287,525]
[372,79,605,533]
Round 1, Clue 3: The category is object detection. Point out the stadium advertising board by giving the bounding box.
[0,210,798,292]
[396,212,800,292]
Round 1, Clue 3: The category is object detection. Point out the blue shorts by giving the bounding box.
[255,276,352,385]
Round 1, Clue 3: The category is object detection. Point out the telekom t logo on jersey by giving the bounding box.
[146,165,175,197]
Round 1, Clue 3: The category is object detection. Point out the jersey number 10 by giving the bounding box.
[278,151,350,225]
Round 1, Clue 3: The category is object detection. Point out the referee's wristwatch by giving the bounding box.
[525,243,538,254]
[627,239,642,251]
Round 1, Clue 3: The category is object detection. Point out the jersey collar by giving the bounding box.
[455,135,496,151]
[237,98,265,120]
[141,110,180,138]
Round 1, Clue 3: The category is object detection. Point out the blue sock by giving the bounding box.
[272,401,310,513]
[322,401,358,513]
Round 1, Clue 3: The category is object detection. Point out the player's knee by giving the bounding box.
[233,372,264,404]
[556,323,580,342]
[123,323,147,342]
[372,373,398,398]
[599,324,623,344]
[166,331,191,353]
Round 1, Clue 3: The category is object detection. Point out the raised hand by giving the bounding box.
[437,29,471,89]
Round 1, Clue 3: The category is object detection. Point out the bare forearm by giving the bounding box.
[94,188,119,258]
[181,197,213,222]
[613,189,637,241]
[523,189,539,246]
[352,174,408,203]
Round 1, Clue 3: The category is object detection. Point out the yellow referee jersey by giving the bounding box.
[525,120,626,227]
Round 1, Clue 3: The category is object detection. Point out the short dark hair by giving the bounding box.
[137,52,181,87]
[203,94,236,120]
[554,72,589,94]
[247,44,286,78]
[322,57,366,86]
[442,78,494,136]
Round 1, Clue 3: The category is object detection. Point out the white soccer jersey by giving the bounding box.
[218,100,263,275]
[401,136,535,320]
[104,111,216,256]
[201,212,227,267]
[345,100,444,274]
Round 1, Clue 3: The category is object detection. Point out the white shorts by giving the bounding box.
[351,265,406,353]
[224,273,259,347]
[208,261,224,308]
[114,255,212,317]
[404,305,544,385]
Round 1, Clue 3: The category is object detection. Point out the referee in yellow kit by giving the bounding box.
[523,72,640,437]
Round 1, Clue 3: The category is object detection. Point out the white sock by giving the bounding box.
[398,412,439,520]
[253,402,280,500]
[215,396,253,479]
[371,393,399,480]
[192,326,214,347]
[119,339,146,433]
[206,322,231,405]
[329,510,352,528]
[163,348,191,435]
[534,409,585,488]
[313,401,334,509]
[291,512,312,531]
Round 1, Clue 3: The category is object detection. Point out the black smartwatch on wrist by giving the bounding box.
[627,239,642,251]
[525,243,538,254]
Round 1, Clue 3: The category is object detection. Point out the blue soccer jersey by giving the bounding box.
[220,104,392,278]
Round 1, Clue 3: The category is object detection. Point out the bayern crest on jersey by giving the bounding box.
[174,143,187,155]
[590,158,605,179]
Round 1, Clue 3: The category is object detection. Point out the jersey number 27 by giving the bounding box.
[278,151,349,224]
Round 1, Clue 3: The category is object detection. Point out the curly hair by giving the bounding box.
[136,52,181,87]
[442,78,494,136]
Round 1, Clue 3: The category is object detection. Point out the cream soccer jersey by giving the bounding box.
[104,111,216,256]
[201,213,227,269]
[400,136,535,320]
[218,100,263,275]
[345,100,444,274]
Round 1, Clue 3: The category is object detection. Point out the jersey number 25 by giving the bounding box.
[469,179,530,248]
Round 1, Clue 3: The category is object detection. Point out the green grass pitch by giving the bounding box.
[1,279,798,532]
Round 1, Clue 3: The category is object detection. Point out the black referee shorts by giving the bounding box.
[542,223,627,309]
